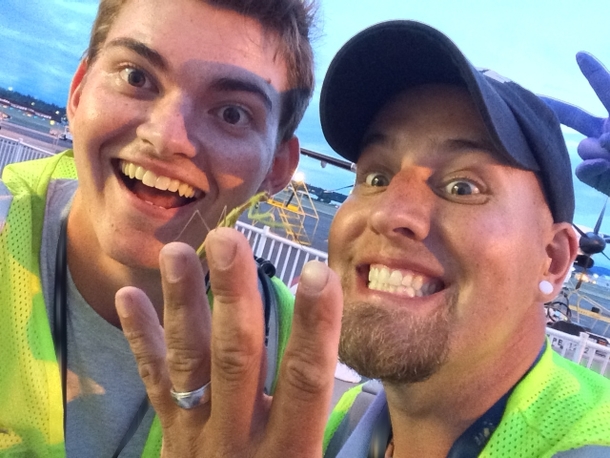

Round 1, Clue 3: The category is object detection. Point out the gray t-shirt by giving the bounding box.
[40,180,154,457]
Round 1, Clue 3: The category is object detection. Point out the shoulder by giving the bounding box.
[0,180,12,233]
[0,150,77,234]
[324,380,382,458]
[488,345,610,455]
[512,343,610,408]
[1,150,77,195]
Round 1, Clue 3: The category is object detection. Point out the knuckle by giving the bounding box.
[282,349,329,397]
[212,332,259,381]
[210,284,246,306]
[121,328,166,387]
[122,328,159,366]
[137,361,165,387]
[122,327,149,351]
[166,347,208,374]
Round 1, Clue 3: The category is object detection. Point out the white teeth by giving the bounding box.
[367,264,442,297]
[379,267,390,283]
[119,160,198,199]
[412,275,424,290]
[389,270,402,286]
[401,272,413,286]
[155,175,171,190]
[168,179,180,192]
[142,170,157,187]
[178,182,195,198]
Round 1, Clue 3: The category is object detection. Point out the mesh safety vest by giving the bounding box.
[0,151,295,456]
[324,343,610,457]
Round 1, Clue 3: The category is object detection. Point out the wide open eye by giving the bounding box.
[365,172,390,187]
[443,179,480,196]
[119,67,154,89]
[218,106,251,126]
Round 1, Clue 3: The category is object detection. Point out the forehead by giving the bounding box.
[360,84,550,207]
[361,84,505,165]
[104,0,289,91]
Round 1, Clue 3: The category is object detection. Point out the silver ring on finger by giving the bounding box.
[170,381,211,409]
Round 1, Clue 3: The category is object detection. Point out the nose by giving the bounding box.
[369,168,432,242]
[137,93,197,158]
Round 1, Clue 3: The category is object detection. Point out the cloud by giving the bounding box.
[0,0,97,105]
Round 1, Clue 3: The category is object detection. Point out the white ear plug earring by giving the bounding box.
[539,280,554,295]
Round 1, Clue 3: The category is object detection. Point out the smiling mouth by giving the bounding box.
[368,264,444,297]
[117,159,203,209]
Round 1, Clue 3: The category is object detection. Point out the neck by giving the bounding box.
[65,212,165,328]
[384,327,545,458]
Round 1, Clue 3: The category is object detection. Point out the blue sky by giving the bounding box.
[2,0,610,263]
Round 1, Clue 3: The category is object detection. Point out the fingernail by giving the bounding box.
[161,244,187,283]
[206,230,236,269]
[298,261,329,294]
[115,288,133,319]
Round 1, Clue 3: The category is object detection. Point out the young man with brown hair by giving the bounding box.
[0,0,320,455]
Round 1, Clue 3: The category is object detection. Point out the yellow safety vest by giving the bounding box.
[0,151,294,456]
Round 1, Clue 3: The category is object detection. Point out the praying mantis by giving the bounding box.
[195,191,273,260]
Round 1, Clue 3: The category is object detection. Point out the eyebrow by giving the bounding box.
[443,138,499,155]
[105,37,168,72]
[360,133,498,156]
[210,78,273,111]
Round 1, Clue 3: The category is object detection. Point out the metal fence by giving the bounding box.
[0,135,54,173]
[235,222,328,289]
[546,327,610,378]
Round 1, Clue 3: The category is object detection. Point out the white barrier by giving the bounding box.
[0,135,54,172]
[235,222,327,288]
[546,327,610,378]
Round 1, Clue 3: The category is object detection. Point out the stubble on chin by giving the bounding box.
[339,293,454,385]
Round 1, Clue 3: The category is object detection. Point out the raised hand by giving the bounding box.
[540,52,610,195]
[115,228,343,457]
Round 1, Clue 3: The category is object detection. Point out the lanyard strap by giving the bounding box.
[369,343,547,458]
[53,214,68,433]
[52,215,150,457]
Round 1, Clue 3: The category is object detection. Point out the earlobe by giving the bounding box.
[261,136,300,195]
[67,59,89,122]
[539,222,579,298]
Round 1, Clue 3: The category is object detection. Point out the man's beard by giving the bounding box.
[339,295,453,385]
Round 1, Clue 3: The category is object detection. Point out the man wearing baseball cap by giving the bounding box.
[321,21,610,457]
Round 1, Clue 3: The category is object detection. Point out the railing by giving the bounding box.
[236,222,328,288]
[546,327,610,378]
[0,135,54,172]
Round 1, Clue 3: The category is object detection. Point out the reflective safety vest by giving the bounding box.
[324,343,610,457]
[0,151,295,456]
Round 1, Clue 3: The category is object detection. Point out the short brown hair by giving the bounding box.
[87,0,316,142]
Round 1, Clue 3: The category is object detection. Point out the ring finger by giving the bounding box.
[159,242,213,400]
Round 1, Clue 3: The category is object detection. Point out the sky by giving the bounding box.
[2,0,610,263]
